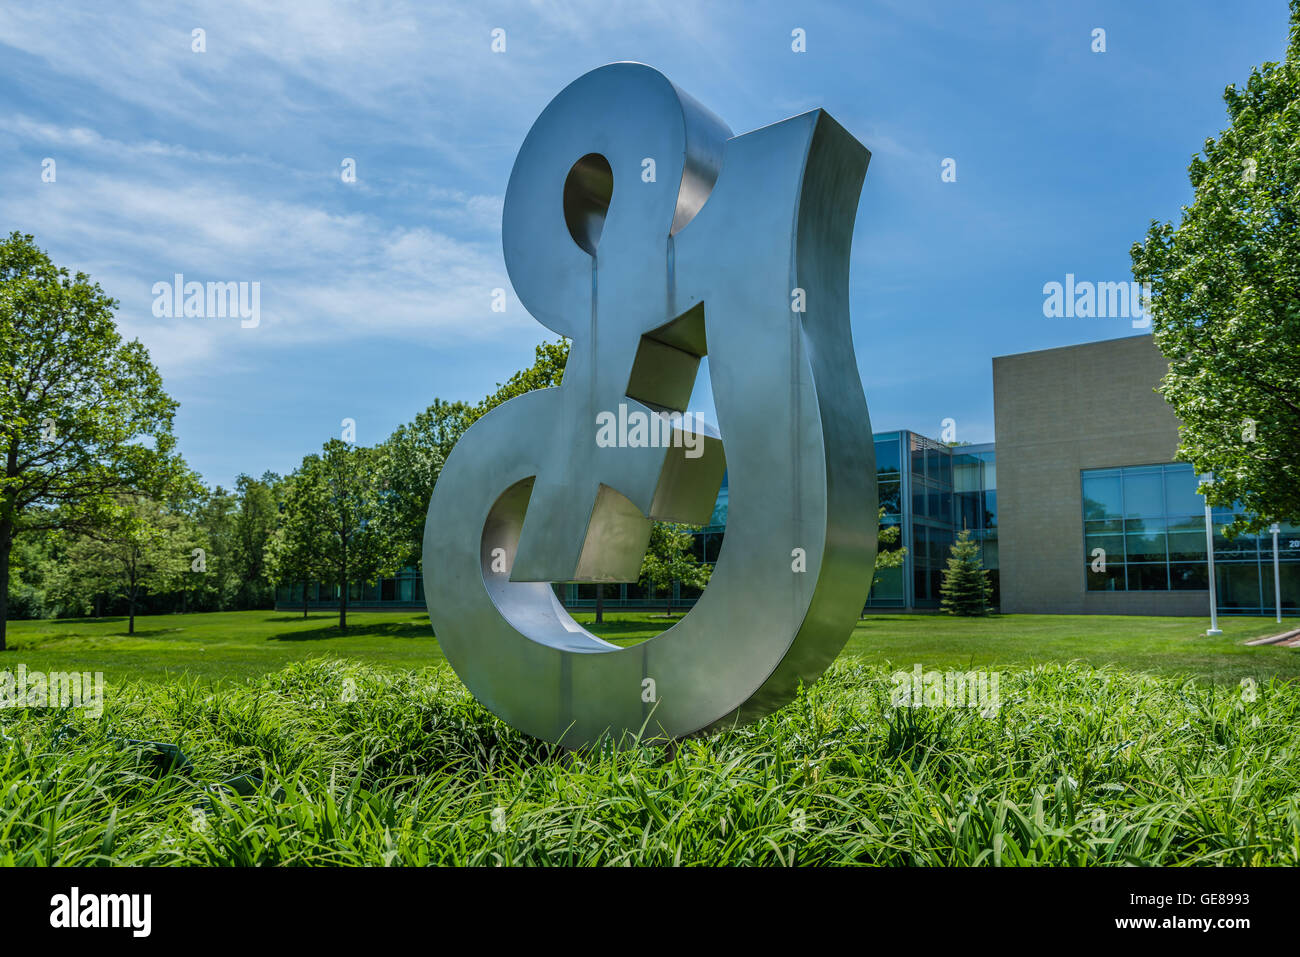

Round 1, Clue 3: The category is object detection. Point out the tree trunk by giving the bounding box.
[339,537,348,630]
[595,591,604,624]
[302,581,309,619]
[0,526,11,652]
[95,593,102,619]
[127,559,138,634]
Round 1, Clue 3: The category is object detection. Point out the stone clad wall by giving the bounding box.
[993,334,1205,615]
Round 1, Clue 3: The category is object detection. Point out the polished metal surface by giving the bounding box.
[424,62,877,747]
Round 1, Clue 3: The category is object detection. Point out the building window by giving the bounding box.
[708,479,729,527]
[1084,464,1299,607]
[876,437,901,476]
[879,479,901,515]
[1081,463,1204,592]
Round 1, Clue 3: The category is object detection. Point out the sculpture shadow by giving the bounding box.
[266,620,432,642]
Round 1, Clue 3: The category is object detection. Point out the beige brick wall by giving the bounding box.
[993,334,1207,615]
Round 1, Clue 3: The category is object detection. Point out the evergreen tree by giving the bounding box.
[939,529,992,617]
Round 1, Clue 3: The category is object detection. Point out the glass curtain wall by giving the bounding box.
[1080,463,1300,614]
[276,434,1005,614]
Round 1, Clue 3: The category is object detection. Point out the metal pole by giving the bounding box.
[1271,522,1282,624]
[1202,472,1222,636]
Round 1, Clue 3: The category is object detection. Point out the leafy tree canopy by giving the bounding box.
[0,232,185,647]
[1131,2,1300,534]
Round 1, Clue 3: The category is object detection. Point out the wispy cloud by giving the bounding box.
[0,0,1270,485]
[7,166,523,370]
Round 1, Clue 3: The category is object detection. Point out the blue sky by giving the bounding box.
[1,0,1289,489]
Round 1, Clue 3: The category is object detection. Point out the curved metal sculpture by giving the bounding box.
[424,62,877,747]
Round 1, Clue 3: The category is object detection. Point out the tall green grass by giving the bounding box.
[2,659,1297,865]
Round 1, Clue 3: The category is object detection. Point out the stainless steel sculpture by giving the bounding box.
[424,62,877,747]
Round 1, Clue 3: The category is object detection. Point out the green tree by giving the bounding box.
[172,484,240,611]
[232,472,280,607]
[476,339,568,416]
[939,529,992,617]
[375,339,567,575]
[0,232,183,649]
[305,440,387,630]
[639,522,711,617]
[264,471,330,619]
[43,529,116,620]
[54,496,195,634]
[6,529,56,619]
[1131,2,1300,535]
[374,402,463,572]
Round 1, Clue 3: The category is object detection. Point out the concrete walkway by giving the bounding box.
[1244,629,1300,647]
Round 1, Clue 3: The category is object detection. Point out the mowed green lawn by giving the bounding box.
[586,611,1300,684]
[3,611,443,684]
[2,608,1297,687]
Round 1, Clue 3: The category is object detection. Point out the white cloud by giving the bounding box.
[0,0,668,164]
[6,167,528,374]
[0,0,742,386]
[4,115,241,163]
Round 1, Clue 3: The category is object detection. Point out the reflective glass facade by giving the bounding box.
[865,431,997,609]
[1081,463,1300,614]
[275,566,424,609]
[867,433,905,605]
[276,434,1001,613]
